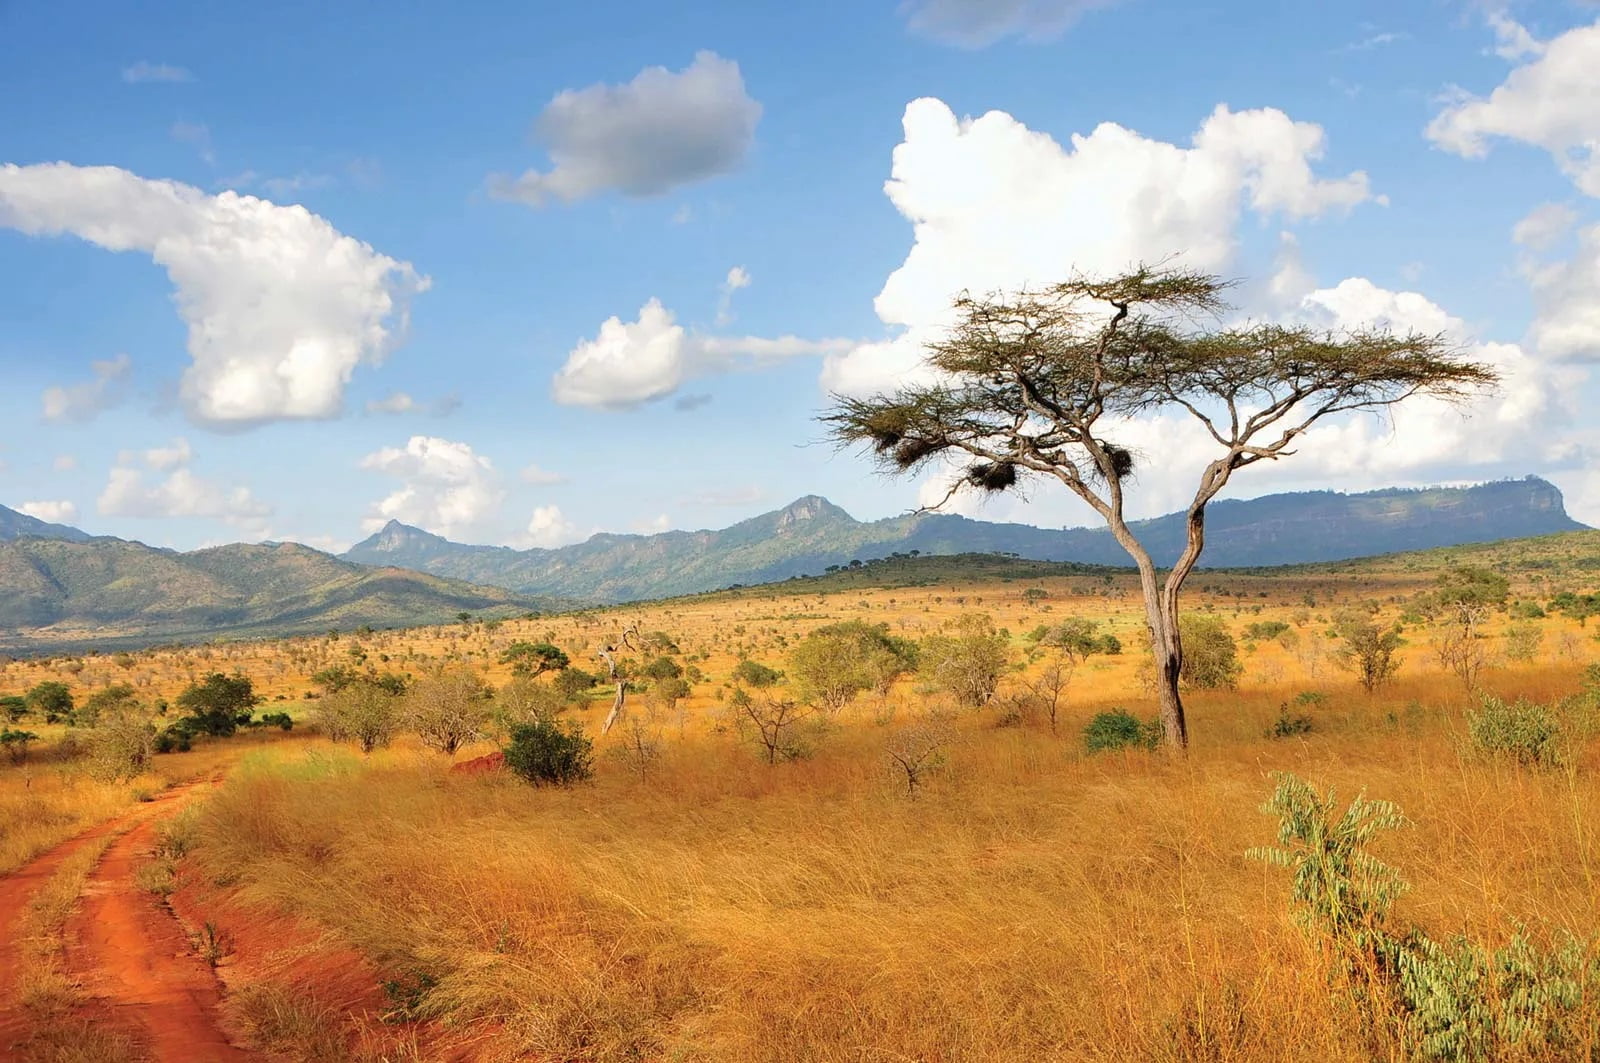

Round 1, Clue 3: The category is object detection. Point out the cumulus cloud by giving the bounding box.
[551,298,852,409]
[122,61,192,84]
[488,52,760,206]
[523,505,584,548]
[1288,278,1572,474]
[98,439,271,532]
[1525,222,1600,362]
[360,436,504,540]
[0,163,429,428]
[823,97,1377,396]
[41,353,131,422]
[1427,18,1600,196]
[900,0,1117,47]
[18,500,79,525]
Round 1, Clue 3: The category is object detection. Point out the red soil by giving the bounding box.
[449,750,505,775]
[65,814,254,1060]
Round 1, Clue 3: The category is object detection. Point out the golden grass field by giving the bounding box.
[3,542,1600,1060]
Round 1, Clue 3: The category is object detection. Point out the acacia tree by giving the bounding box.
[825,267,1496,751]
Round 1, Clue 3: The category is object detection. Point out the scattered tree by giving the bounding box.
[408,669,492,755]
[825,267,1497,749]
[732,688,818,764]
[1332,615,1404,693]
[920,614,1012,708]
[787,620,918,711]
[886,710,957,797]
[500,641,570,678]
[176,673,259,737]
[25,680,73,724]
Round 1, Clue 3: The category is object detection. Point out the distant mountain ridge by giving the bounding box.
[0,504,92,544]
[343,477,1586,602]
[0,530,576,652]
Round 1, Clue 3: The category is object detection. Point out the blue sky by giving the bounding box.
[2,0,1598,552]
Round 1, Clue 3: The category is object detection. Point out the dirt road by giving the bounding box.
[0,781,254,1061]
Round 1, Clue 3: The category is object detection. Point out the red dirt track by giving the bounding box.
[0,781,256,1061]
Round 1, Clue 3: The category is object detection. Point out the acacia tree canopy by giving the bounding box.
[824,266,1498,750]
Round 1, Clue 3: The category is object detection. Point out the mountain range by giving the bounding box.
[0,533,572,653]
[0,476,1584,650]
[342,476,1586,602]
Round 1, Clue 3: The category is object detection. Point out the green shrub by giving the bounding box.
[1265,704,1313,739]
[731,659,781,688]
[1177,615,1243,690]
[1251,773,1600,1061]
[504,717,594,787]
[0,728,39,763]
[1466,695,1563,768]
[1083,709,1161,754]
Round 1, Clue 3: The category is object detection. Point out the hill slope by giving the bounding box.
[0,538,574,652]
[0,503,92,544]
[342,477,1586,602]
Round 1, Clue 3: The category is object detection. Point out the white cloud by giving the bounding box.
[1285,277,1576,476]
[122,61,192,84]
[716,265,751,325]
[551,298,852,409]
[137,437,193,471]
[98,441,271,532]
[1427,18,1600,196]
[1525,222,1600,361]
[1513,202,1579,250]
[0,163,429,428]
[519,462,566,486]
[365,391,419,415]
[360,436,504,540]
[488,52,760,206]
[52,455,78,472]
[524,505,584,548]
[18,500,79,525]
[1488,12,1543,61]
[41,353,131,422]
[823,97,1377,396]
[900,0,1117,47]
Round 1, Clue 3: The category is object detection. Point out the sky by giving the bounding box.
[2,0,1599,553]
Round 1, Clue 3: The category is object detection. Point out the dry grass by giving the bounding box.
[192,671,1600,1060]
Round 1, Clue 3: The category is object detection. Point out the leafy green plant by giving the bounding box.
[503,717,594,786]
[1265,704,1313,739]
[1082,709,1161,754]
[1466,695,1563,768]
[1250,773,1600,1061]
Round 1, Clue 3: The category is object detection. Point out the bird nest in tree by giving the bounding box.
[892,437,946,468]
[966,461,1018,491]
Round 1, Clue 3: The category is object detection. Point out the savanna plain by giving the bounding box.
[3,536,1600,1062]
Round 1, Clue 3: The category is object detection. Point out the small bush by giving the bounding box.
[504,717,594,787]
[1265,704,1313,739]
[1466,695,1563,768]
[1083,709,1161,754]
